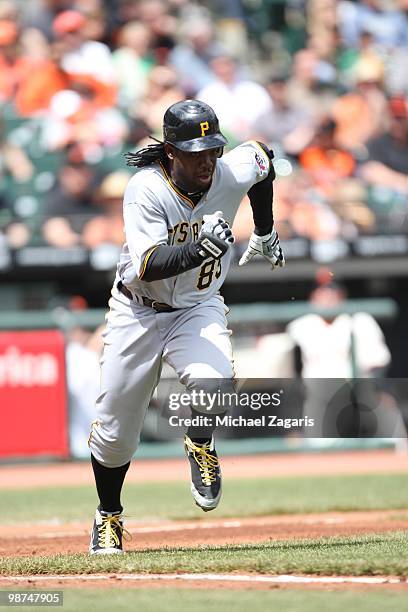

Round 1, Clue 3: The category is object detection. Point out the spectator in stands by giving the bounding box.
[53,10,117,107]
[0,117,34,183]
[335,28,384,88]
[252,72,315,155]
[42,160,97,247]
[359,95,407,193]
[283,172,343,242]
[232,168,343,246]
[112,21,154,109]
[14,28,68,117]
[0,20,22,104]
[0,0,404,258]
[299,117,356,196]
[79,1,109,45]
[82,170,130,248]
[22,0,73,41]
[287,48,338,119]
[132,65,184,136]
[133,0,177,64]
[330,178,376,236]
[332,55,388,151]
[0,19,70,117]
[169,18,223,96]
[0,0,19,23]
[197,53,272,142]
[42,82,128,152]
[337,0,408,50]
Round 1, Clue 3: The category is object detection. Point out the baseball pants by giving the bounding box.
[89,287,234,467]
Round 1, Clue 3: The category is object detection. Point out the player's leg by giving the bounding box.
[164,293,234,438]
[163,294,234,381]
[89,291,163,554]
[163,295,235,511]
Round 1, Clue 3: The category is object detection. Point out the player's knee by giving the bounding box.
[89,426,138,467]
[90,442,136,468]
[184,362,234,380]
[184,376,237,415]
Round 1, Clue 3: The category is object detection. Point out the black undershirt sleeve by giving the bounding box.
[247,142,275,236]
[142,242,204,282]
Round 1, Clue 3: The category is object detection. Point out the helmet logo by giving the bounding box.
[200,121,209,137]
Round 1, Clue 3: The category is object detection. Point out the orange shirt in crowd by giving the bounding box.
[332,91,387,150]
[15,59,68,116]
[299,145,355,187]
[0,55,68,116]
[0,59,116,116]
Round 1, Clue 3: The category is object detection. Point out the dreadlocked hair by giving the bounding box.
[125,143,167,168]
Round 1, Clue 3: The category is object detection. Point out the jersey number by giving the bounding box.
[197,259,222,290]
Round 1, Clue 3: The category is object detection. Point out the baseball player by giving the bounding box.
[88,99,285,554]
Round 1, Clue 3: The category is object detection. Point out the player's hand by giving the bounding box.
[197,211,235,259]
[239,229,285,269]
[200,211,235,245]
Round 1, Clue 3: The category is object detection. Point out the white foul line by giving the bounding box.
[0,573,405,585]
[12,516,350,540]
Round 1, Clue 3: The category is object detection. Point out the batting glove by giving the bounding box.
[196,211,235,259]
[200,211,235,245]
[239,228,285,269]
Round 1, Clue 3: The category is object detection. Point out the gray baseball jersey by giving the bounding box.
[116,141,271,307]
[89,140,271,468]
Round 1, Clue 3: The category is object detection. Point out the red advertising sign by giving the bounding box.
[0,330,69,459]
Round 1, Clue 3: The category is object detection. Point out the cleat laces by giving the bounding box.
[185,438,219,486]
[98,514,129,549]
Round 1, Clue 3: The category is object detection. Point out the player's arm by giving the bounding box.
[239,142,285,269]
[247,142,275,236]
[142,211,234,282]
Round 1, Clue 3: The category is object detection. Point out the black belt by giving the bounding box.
[117,281,178,313]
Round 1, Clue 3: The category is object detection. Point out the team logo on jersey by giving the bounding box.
[254,151,268,177]
[200,121,209,137]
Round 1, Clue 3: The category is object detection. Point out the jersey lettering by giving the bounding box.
[177,222,189,243]
[191,222,200,242]
[169,223,179,245]
[170,220,205,244]
[169,221,190,244]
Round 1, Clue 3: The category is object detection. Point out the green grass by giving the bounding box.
[2,588,406,612]
[1,532,408,576]
[1,473,408,524]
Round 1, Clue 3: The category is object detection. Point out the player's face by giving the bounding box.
[168,146,221,192]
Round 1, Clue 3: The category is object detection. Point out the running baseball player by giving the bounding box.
[88,99,285,554]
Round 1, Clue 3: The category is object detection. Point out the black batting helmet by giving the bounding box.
[163,99,228,152]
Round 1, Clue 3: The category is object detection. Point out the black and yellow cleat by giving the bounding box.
[89,507,126,555]
[184,435,222,511]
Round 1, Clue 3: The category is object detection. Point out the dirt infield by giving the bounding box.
[1,448,407,490]
[1,448,407,559]
[1,509,408,558]
[1,448,407,591]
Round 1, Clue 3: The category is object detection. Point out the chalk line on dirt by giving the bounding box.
[0,573,405,586]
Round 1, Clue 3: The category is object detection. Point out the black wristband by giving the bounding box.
[196,232,229,259]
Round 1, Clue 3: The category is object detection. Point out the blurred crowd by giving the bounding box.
[0,0,406,253]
